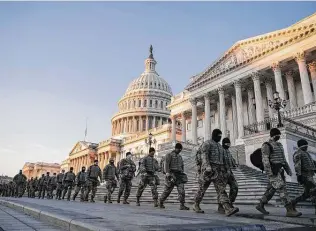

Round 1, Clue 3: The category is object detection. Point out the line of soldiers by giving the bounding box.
[0,170,27,198]
[2,127,315,218]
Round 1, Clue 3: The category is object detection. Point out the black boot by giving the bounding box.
[180,203,190,210]
[218,204,225,214]
[90,195,95,203]
[104,195,107,203]
[136,197,140,206]
[285,204,302,217]
[193,202,204,213]
[256,199,269,215]
[153,199,158,208]
[159,200,165,209]
[222,203,239,216]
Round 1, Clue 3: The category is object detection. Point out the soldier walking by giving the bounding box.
[29,177,36,198]
[218,137,239,214]
[62,167,76,201]
[73,166,87,202]
[26,179,31,198]
[193,129,238,216]
[37,174,45,199]
[256,128,301,217]
[47,173,57,199]
[291,139,316,214]
[159,143,189,210]
[41,172,50,199]
[103,158,118,204]
[136,148,159,207]
[13,170,27,198]
[84,160,102,203]
[117,152,136,204]
[55,170,65,200]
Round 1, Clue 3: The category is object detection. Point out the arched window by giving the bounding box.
[160,101,163,109]
[155,100,158,108]
[133,100,136,108]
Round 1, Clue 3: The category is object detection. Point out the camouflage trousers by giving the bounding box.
[194,164,230,205]
[38,185,47,199]
[15,184,24,197]
[62,181,73,200]
[217,170,238,204]
[104,179,117,201]
[261,170,290,206]
[29,186,36,198]
[55,183,63,199]
[73,184,86,201]
[84,179,98,201]
[160,172,186,203]
[47,185,56,199]
[136,174,158,200]
[118,178,132,200]
[292,175,316,205]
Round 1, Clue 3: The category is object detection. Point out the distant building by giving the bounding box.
[60,158,70,172]
[22,162,61,179]
[0,175,13,183]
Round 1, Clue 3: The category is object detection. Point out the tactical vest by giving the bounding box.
[169,152,183,172]
[49,176,57,185]
[88,165,101,179]
[104,165,117,180]
[299,149,316,172]
[269,141,286,165]
[143,156,158,173]
[208,140,224,165]
[64,172,75,182]
[77,172,87,183]
[57,173,64,183]
[224,149,235,169]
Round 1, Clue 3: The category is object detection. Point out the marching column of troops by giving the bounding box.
[1,127,316,217]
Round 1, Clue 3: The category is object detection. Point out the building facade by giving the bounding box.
[22,162,61,179]
[167,13,316,181]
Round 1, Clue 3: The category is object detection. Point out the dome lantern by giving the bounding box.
[145,45,157,73]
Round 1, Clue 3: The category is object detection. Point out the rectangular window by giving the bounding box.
[142,120,146,131]
[155,100,158,108]
[160,101,163,109]
[144,100,147,107]
[149,100,152,107]
[138,100,141,107]
[187,122,191,131]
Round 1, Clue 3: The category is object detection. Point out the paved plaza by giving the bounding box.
[1,198,316,231]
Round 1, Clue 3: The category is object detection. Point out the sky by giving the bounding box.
[0,2,316,177]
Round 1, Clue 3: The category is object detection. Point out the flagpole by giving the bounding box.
[84,117,88,141]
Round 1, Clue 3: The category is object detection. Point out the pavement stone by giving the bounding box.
[0,203,63,231]
[0,197,313,231]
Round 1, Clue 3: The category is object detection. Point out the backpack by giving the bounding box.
[250,142,273,171]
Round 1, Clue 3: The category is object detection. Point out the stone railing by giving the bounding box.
[283,102,316,118]
[158,141,198,151]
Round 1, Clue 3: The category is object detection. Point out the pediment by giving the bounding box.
[69,141,90,155]
[187,13,316,90]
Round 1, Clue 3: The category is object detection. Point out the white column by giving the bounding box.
[295,51,313,104]
[234,80,244,138]
[153,116,156,128]
[216,102,220,129]
[139,116,143,131]
[252,72,264,123]
[285,71,297,109]
[190,98,198,145]
[231,94,238,144]
[181,112,186,142]
[146,116,149,131]
[271,62,285,100]
[308,61,316,101]
[204,94,211,140]
[247,87,256,124]
[171,116,176,142]
[265,78,274,119]
[218,87,227,137]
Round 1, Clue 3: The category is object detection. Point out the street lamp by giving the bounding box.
[268,91,287,127]
[145,132,156,153]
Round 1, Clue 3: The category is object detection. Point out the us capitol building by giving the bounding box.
[61,13,316,182]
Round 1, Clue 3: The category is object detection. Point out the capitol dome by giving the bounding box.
[111,46,173,137]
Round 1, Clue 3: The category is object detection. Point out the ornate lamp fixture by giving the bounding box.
[145,132,156,153]
[268,91,287,127]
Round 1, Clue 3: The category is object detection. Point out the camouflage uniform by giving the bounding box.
[223,148,238,204]
[62,171,76,200]
[136,155,159,206]
[118,158,136,204]
[103,163,118,203]
[13,173,27,197]
[26,180,31,197]
[159,151,188,209]
[73,171,87,201]
[55,172,64,200]
[193,140,238,215]
[47,175,57,199]
[84,165,102,202]
[29,178,36,198]
[292,149,316,207]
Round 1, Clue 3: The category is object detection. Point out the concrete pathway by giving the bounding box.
[0,197,314,231]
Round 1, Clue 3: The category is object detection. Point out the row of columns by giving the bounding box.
[112,116,167,135]
[171,52,316,145]
[71,155,89,174]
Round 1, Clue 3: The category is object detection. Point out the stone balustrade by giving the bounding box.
[283,101,316,118]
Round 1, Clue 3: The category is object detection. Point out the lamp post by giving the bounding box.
[268,91,287,127]
[145,132,156,153]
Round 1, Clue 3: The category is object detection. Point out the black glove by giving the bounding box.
[297,175,303,184]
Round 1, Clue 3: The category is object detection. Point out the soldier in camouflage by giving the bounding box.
[217,137,239,214]
[73,166,87,202]
[103,158,118,203]
[29,177,36,198]
[256,128,301,217]
[41,172,50,199]
[159,143,189,210]
[136,147,159,207]
[84,160,102,203]
[47,173,57,199]
[117,152,136,204]
[291,139,316,214]
[55,170,65,200]
[37,174,45,199]
[13,170,27,197]
[62,167,76,201]
[26,179,31,198]
[193,129,239,216]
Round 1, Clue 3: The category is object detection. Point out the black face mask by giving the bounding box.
[273,135,280,141]
[110,161,114,164]
[82,169,86,172]
[213,135,222,143]
[223,143,230,149]
[300,146,308,152]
